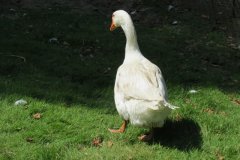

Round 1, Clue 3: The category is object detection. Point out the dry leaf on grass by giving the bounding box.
[229,97,240,106]
[92,137,103,147]
[216,151,225,160]
[203,108,214,114]
[26,137,33,143]
[234,99,240,105]
[203,109,227,116]
[33,113,41,119]
[218,156,225,160]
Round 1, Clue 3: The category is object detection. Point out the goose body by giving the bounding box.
[115,57,172,128]
[109,10,177,139]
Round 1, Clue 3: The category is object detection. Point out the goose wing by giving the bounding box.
[115,61,164,105]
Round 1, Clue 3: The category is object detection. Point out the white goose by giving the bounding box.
[109,10,178,141]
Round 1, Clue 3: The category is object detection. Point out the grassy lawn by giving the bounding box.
[0,6,240,160]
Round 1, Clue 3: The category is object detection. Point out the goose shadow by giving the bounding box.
[150,118,202,151]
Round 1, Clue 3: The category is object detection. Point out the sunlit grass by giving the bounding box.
[0,7,239,160]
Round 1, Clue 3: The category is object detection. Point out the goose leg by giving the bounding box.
[138,128,154,141]
[108,120,128,133]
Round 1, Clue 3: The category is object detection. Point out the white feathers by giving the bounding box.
[112,10,178,128]
[163,101,179,110]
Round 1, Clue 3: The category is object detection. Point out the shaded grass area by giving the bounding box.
[0,6,240,159]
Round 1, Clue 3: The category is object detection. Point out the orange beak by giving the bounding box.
[110,21,116,31]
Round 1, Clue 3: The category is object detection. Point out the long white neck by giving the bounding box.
[121,17,142,62]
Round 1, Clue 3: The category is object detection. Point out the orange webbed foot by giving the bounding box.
[108,120,128,133]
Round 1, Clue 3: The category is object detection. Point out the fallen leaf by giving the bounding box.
[234,99,240,105]
[216,151,225,160]
[26,137,33,143]
[203,108,214,114]
[218,155,225,160]
[92,137,102,147]
[33,113,41,119]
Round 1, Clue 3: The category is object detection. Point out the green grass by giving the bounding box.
[0,6,240,160]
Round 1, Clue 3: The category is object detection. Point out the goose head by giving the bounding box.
[109,10,141,58]
[110,10,131,31]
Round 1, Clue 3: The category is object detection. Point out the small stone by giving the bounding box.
[48,37,58,43]
[172,20,178,25]
[9,8,16,12]
[130,10,137,15]
[189,90,198,94]
[168,5,174,11]
[14,99,28,106]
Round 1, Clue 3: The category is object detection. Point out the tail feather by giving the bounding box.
[149,100,179,110]
[163,102,179,110]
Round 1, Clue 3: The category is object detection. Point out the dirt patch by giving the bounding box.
[2,0,135,10]
[2,0,240,42]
